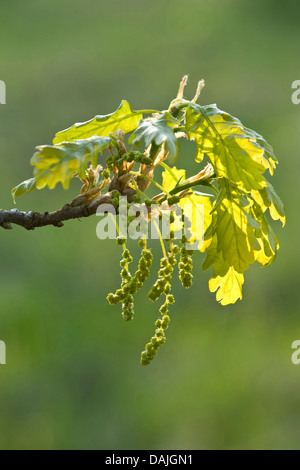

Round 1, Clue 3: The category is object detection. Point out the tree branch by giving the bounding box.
[0,163,215,231]
[0,192,116,231]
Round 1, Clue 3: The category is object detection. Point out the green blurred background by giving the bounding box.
[0,0,299,450]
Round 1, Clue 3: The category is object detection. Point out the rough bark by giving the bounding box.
[0,192,115,230]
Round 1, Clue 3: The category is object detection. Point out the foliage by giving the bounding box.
[12,76,285,365]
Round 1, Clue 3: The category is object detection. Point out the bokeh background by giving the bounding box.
[0,0,299,450]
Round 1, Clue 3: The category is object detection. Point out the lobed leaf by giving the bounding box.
[185,103,277,192]
[11,178,36,203]
[251,180,286,226]
[203,178,281,304]
[31,136,111,190]
[213,179,257,272]
[53,100,143,145]
[129,112,180,163]
[251,202,279,266]
[161,165,213,251]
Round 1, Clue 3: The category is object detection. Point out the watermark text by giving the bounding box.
[291,80,300,105]
[291,340,300,365]
[0,340,6,365]
[95,198,205,250]
[0,80,6,104]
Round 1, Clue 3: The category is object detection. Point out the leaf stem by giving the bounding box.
[128,177,152,203]
[109,212,127,252]
[129,171,171,196]
[152,218,167,258]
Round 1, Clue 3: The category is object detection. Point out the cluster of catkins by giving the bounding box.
[107,210,195,365]
[107,239,153,321]
[106,150,152,171]
[179,247,194,288]
[179,216,194,288]
[141,244,179,365]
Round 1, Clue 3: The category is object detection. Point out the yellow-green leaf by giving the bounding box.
[11,177,36,203]
[214,179,257,272]
[180,192,213,252]
[53,100,142,145]
[251,180,286,226]
[161,165,213,251]
[251,204,279,266]
[203,235,244,305]
[185,103,277,192]
[31,136,110,190]
[203,177,281,304]
[162,166,185,193]
[209,263,244,306]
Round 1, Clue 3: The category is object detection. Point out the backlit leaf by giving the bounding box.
[203,177,281,303]
[161,165,213,251]
[251,180,286,226]
[203,236,244,305]
[213,179,258,272]
[31,136,111,190]
[185,103,277,192]
[11,177,36,203]
[53,100,142,144]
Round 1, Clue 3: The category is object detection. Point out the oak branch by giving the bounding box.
[0,192,115,231]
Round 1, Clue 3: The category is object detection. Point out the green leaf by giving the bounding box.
[161,165,213,251]
[161,165,185,193]
[181,192,213,251]
[11,177,36,203]
[184,101,284,303]
[251,202,279,266]
[209,263,244,306]
[53,100,142,144]
[213,179,257,272]
[185,103,277,192]
[203,177,281,304]
[129,112,180,163]
[202,236,244,306]
[251,180,286,226]
[31,136,111,190]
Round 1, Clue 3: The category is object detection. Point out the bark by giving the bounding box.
[0,192,115,230]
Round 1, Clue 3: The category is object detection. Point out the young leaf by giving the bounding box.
[162,166,185,193]
[209,263,244,305]
[31,136,111,190]
[202,233,244,305]
[213,179,257,272]
[251,180,286,226]
[202,235,244,305]
[185,103,277,192]
[161,165,213,251]
[129,112,180,163]
[251,203,279,266]
[203,178,281,304]
[11,177,36,203]
[53,100,143,145]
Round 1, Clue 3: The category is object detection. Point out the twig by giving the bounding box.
[0,192,115,231]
